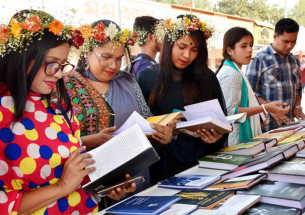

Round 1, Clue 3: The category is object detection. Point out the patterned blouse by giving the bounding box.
[64,71,151,136]
[0,91,98,214]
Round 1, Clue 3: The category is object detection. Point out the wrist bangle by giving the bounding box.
[262,104,268,114]
[295,105,303,110]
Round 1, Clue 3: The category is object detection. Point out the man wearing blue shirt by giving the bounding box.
[132,16,162,78]
[246,18,305,132]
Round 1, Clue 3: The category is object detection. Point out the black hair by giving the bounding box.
[0,10,72,121]
[275,18,299,35]
[133,16,159,47]
[149,14,212,109]
[215,27,253,74]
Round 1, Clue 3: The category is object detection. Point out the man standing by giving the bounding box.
[132,16,162,78]
[246,18,305,132]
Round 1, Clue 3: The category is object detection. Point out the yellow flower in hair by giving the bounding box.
[200,21,206,32]
[10,19,22,37]
[78,24,92,40]
[119,29,130,43]
[48,20,63,35]
[183,17,191,26]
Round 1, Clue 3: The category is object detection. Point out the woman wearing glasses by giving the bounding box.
[64,20,172,149]
[63,20,172,196]
[0,10,135,214]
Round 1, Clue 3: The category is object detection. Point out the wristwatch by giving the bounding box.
[294,105,303,110]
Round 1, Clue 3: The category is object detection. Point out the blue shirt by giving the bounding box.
[246,44,302,132]
[132,53,157,78]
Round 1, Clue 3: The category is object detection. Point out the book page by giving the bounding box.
[182,111,219,121]
[112,111,153,135]
[184,99,228,124]
[87,124,151,182]
[226,113,247,124]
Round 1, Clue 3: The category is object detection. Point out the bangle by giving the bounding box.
[262,104,268,114]
[295,105,303,110]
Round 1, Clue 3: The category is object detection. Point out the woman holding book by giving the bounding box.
[0,10,135,214]
[216,27,290,145]
[137,14,228,185]
[64,19,172,150]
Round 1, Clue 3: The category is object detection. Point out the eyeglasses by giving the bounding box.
[93,52,123,67]
[44,61,75,76]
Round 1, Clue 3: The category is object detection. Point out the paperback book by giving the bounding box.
[174,190,234,209]
[105,196,181,215]
[242,202,301,215]
[205,174,267,191]
[158,174,221,190]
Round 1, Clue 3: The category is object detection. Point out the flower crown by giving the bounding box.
[155,16,214,42]
[77,22,138,52]
[0,10,84,56]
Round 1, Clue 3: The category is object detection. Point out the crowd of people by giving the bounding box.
[0,8,304,214]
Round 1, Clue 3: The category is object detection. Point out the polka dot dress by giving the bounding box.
[0,92,98,214]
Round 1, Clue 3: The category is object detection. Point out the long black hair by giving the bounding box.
[0,10,72,121]
[215,27,253,74]
[149,14,212,108]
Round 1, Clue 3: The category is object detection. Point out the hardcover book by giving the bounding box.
[83,124,160,193]
[237,180,305,209]
[174,190,234,209]
[105,196,181,215]
[219,138,277,156]
[158,174,221,190]
[253,130,295,143]
[277,131,305,145]
[198,152,252,170]
[264,161,305,184]
[159,204,198,215]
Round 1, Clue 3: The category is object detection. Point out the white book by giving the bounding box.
[160,204,198,215]
[190,195,261,215]
[83,124,160,193]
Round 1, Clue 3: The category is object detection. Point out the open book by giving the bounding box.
[83,124,160,193]
[175,99,245,137]
[112,111,181,136]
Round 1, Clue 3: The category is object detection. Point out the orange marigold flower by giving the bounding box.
[22,16,42,33]
[0,25,11,42]
[48,20,64,35]
[78,24,92,40]
[166,19,173,30]
[93,23,106,42]
[10,19,22,37]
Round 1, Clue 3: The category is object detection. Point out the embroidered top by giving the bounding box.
[246,44,302,131]
[0,91,98,214]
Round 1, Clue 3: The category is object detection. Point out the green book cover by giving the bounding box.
[198,152,251,165]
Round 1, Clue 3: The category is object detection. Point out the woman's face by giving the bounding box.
[87,41,125,83]
[171,34,199,70]
[29,42,70,95]
[227,35,253,68]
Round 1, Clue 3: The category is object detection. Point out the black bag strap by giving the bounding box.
[54,102,74,135]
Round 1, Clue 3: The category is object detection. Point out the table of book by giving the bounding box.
[98,166,226,214]
[98,123,305,215]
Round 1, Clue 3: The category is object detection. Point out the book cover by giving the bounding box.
[205,174,266,191]
[174,190,234,209]
[269,124,304,133]
[238,180,305,208]
[106,196,181,215]
[159,204,198,215]
[253,130,294,142]
[296,148,305,158]
[146,112,181,126]
[158,174,221,190]
[83,124,160,193]
[198,152,252,170]
[243,202,301,215]
[277,132,305,145]
[176,115,232,135]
